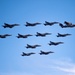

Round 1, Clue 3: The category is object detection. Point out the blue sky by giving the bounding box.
[0,0,75,75]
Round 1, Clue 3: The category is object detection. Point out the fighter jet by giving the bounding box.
[35,32,51,37]
[21,52,35,56]
[59,23,75,28]
[44,21,59,26]
[2,23,19,28]
[48,41,64,46]
[25,22,41,27]
[39,50,54,55]
[16,33,33,38]
[57,33,71,37]
[0,34,12,38]
[64,21,72,26]
[25,44,41,49]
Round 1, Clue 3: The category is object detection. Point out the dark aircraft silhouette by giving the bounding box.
[16,33,33,38]
[25,22,41,27]
[44,21,59,26]
[57,33,71,37]
[0,34,11,38]
[26,44,41,49]
[59,23,75,28]
[39,50,54,55]
[35,32,51,37]
[64,21,72,26]
[48,41,64,46]
[21,52,35,56]
[2,23,19,28]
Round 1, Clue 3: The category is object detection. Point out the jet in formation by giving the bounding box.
[25,22,41,27]
[39,50,54,55]
[2,23,19,28]
[35,32,51,37]
[16,33,33,38]
[21,52,35,56]
[64,21,72,26]
[25,44,41,49]
[57,33,71,37]
[44,21,59,26]
[48,41,64,46]
[0,34,11,38]
[59,23,75,28]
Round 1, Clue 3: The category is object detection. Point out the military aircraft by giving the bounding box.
[25,22,41,27]
[35,32,51,37]
[64,21,72,26]
[16,33,33,38]
[0,34,12,38]
[39,50,54,55]
[2,23,19,28]
[44,21,59,26]
[25,44,41,49]
[48,41,64,46]
[57,33,71,37]
[59,23,75,28]
[21,52,35,56]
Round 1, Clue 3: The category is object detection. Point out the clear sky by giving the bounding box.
[0,0,75,75]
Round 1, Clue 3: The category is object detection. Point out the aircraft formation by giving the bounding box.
[0,21,74,56]
[2,21,75,28]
